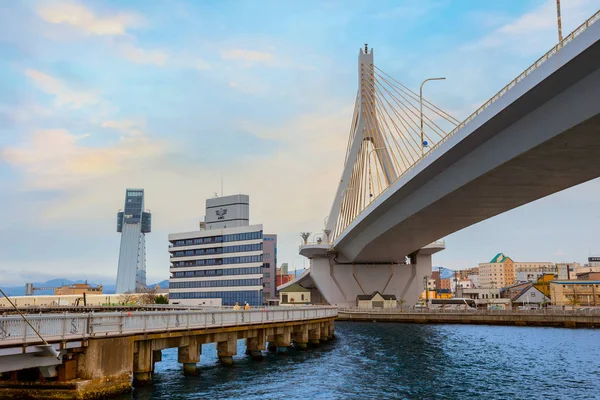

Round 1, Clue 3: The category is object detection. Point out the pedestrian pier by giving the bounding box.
[0,306,337,399]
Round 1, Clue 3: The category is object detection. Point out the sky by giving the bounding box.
[0,0,599,286]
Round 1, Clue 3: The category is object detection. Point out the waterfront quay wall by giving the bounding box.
[337,309,600,328]
[0,307,336,400]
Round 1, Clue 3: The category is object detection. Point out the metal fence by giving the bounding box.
[0,306,338,346]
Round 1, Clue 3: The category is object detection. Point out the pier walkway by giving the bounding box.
[0,306,337,399]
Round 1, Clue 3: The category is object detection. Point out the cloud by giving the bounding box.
[101,119,146,136]
[1,129,164,190]
[463,0,599,54]
[116,42,168,65]
[36,0,141,36]
[24,69,99,108]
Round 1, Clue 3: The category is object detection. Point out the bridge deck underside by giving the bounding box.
[348,112,600,262]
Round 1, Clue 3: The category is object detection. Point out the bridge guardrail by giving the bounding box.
[0,306,338,346]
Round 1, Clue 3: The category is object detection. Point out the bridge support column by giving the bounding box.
[320,322,330,342]
[292,324,309,350]
[245,330,266,360]
[152,350,162,373]
[133,340,153,386]
[328,320,335,340]
[274,327,291,354]
[178,336,201,376]
[309,324,321,347]
[217,333,237,366]
[308,246,438,307]
[267,335,277,352]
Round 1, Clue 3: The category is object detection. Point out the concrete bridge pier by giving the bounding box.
[267,336,277,352]
[320,322,330,342]
[217,333,237,366]
[152,350,162,373]
[309,324,321,347]
[178,336,201,376]
[132,340,153,386]
[245,330,266,360]
[302,244,443,307]
[292,325,309,350]
[274,327,291,354]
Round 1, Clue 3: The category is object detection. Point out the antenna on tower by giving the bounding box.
[364,43,368,53]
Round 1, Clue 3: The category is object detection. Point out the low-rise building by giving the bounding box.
[577,272,600,280]
[279,283,311,305]
[356,292,397,309]
[501,282,550,307]
[54,283,103,296]
[550,281,600,307]
[533,273,555,297]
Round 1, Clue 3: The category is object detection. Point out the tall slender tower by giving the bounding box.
[116,189,151,293]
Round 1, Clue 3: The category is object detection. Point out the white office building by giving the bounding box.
[168,194,265,306]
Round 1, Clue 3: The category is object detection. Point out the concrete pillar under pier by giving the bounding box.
[266,335,277,353]
[309,324,321,347]
[152,350,162,373]
[217,333,238,366]
[133,340,153,386]
[320,322,330,342]
[292,325,309,350]
[178,336,201,376]
[274,327,292,354]
[245,330,266,360]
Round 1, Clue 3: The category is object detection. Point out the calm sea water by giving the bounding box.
[119,322,600,400]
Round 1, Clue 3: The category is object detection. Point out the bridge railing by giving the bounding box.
[335,8,600,240]
[0,306,338,346]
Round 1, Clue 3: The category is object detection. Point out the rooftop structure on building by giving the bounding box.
[54,283,103,296]
[168,194,275,307]
[116,189,151,294]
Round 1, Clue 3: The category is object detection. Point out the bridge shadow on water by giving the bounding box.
[117,322,600,400]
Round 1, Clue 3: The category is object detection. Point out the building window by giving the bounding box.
[264,273,270,278]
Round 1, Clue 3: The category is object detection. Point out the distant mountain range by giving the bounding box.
[0,279,169,297]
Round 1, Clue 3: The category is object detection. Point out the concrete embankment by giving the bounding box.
[337,311,600,328]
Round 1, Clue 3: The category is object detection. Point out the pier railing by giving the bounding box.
[338,307,600,316]
[0,306,338,346]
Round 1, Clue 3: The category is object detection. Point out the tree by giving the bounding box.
[117,291,136,305]
[155,295,169,304]
[138,287,158,305]
[567,294,579,311]
[398,298,406,310]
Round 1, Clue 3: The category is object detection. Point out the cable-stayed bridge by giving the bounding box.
[289,10,600,306]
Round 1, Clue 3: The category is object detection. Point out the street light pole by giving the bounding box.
[556,0,563,42]
[420,77,446,156]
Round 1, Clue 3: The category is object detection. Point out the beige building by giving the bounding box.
[479,253,516,288]
[279,284,311,305]
[550,280,600,307]
[54,283,103,296]
[356,292,397,309]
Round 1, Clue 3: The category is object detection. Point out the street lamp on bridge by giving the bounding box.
[420,77,446,156]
